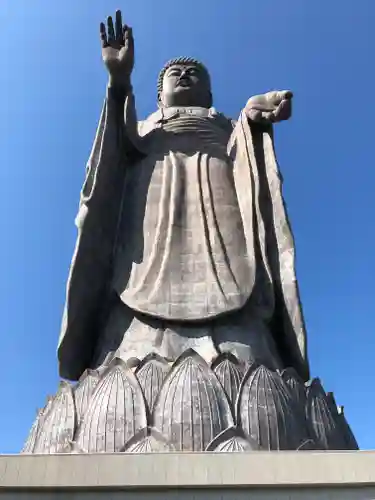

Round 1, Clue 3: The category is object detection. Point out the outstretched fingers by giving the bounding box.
[115,10,123,43]
[101,12,128,47]
[107,16,115,42]
[123,25,134,50]
[99,22,108,48]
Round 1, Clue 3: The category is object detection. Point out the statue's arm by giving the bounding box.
[79,84,126,204]
[59,83,131,380]
[58,12,143,380]
[78,11,140,227]
[228,91,309,380]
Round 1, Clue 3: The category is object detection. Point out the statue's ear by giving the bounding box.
[157,90,165,108]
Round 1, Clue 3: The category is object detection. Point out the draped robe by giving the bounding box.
[58,87,309,382]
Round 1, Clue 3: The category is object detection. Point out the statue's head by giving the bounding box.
[158,57,212,108]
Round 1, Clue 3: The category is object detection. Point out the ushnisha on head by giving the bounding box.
[157,57,213,109]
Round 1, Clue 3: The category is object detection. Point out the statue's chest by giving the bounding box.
[123,111,241,259]
[147,113,231,156]
[117,115,251,319]
[125,137,243,264]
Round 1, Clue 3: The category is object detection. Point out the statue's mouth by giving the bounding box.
[176,78,192,88]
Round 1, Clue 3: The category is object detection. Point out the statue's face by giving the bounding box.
[160,64,212,108]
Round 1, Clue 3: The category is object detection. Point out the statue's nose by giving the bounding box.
[176,71,191,86]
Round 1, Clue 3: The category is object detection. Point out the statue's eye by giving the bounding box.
[168,69,181,77]
[187,68,198,75]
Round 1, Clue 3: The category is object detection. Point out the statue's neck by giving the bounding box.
[160,104,210,111]
[155,106,217,121]
[164,105,209,112]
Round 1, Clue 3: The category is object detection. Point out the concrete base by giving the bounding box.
[1,452,375,499]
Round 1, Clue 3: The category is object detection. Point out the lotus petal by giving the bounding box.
[42,395,54,416]
[34,382,76,454]
[76,358,147,452]
[281,368,306,407]
[238,364,307,450]
[122,427,174,453]
[21,409,43,454]
[337,406,359,450]
[206,427,259,452]
[152,349,233,451]
[24,395,58,453]
[74,369,100,424]
[326,392,339,416]
[326,393,358,450]
[212,353,244,408]
[305,379,343,450]
[136,353,169,413]
[297,439,316,450]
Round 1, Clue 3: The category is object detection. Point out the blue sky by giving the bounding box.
[0,0,374,453]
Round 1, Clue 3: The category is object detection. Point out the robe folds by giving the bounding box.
[58,87,309,382]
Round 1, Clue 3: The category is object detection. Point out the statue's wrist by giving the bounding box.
[108,74,132,98]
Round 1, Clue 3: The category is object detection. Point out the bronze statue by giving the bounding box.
[23,11,358,454]
[58,10,308,382]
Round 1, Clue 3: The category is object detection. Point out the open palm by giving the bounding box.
[100,10,134,82]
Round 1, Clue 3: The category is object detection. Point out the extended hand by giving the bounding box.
[100,10,134,85]
[245,90,293,125]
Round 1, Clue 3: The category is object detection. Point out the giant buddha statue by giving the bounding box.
[22,10,358,454]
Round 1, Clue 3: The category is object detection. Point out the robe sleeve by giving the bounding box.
[57,85,139,380]
[260,126,309,380]
[230,111,310,381]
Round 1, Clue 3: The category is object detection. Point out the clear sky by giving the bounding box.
[0,0,374,453]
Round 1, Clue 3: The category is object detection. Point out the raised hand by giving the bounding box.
[100,10,134,86]
[245,91,293,125]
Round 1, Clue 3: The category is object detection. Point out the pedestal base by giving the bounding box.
[22,350,358,454]
[1,452,375,498]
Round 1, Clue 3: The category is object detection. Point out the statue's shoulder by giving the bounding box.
[210,108,236,133]
[137,110,161,137]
